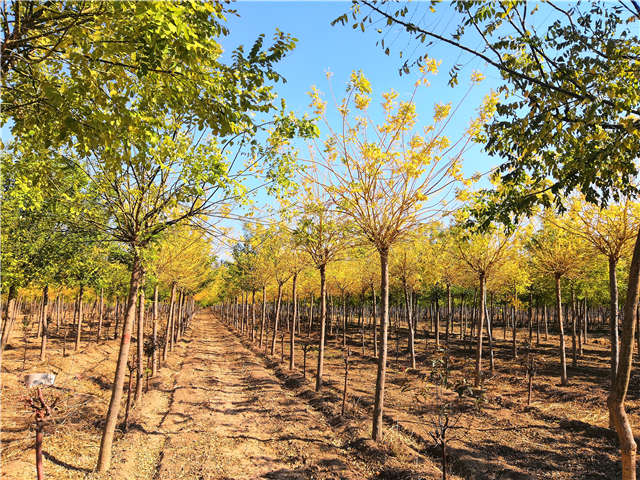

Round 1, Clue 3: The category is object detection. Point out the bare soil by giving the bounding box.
[238,314,636,480]
[1,314,447,479]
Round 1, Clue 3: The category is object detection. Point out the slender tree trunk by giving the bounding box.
[372,283,378,357]
[446,283,451,343]
[97,288,104,341]
[251,289,256,342]
[316,264,327,391]
[403,279,416,369]
[162,283,176,362]
[152,284,159,377]
[474,273,486,388]
[135,285,145,404]
[1,285,18,350]
[555,274,568,386]
[372,247,389,441]
[260,286,266,347]
[608,256,620,418]
[96,253,143,472]
[39,285,49,361]
[289,273,298,370]
[270,282,283,356]
[75,286,84,351]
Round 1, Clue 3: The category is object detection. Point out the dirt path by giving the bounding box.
[154,315,374,480]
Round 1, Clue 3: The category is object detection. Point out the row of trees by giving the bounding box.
[215,197,640,424]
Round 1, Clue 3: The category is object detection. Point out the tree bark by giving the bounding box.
[39,285,49,361]
[474,273,486,388]
[152,284,159,377]
[372,247,389,441]
[289,273,298,370]
[97,287,104,341]
[270,282,283,356]
[162,283,176,362]
[316,264,327,391]
[608,256,620,405]
[260,286,266,348]
[96,253,143,472]
[75,286,84,351]
[403,279,416,369]
[135,285,145,404]
[608,228,640,480]
[1,285,18,351]
[555,274,568,386]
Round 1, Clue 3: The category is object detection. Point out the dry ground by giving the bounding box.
[1,314,447,479]
[235,313,639,479]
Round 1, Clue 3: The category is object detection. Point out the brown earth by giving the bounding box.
[1,314,447,479]
[231,312,637,480]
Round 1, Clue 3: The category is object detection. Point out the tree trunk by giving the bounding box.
[289,273,298,370]
[97,288,104,341]
[260,286,267,348]
[316,264,327,391]
[372,283,378,357]
[1,285,18,351]
[152,284,159,377]
[270,282,283,356]
[96,253,143,472]
[607,228,640,480]
[162,283,176,362]
[403,279,416,369]
[75,286,84,351]
[555,274,568,386]
[608,255,620,413]
[372,247,389,441]
[135,285,145,404]
[39,285,49,361]
[474,273,486,388]
[446,283,451,343]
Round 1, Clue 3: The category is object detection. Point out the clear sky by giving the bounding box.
[219,1,502,177]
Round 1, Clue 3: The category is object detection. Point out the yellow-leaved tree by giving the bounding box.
[307,62,498,440]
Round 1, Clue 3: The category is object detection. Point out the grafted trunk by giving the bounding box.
[96,253,143,472]
[316,264,327,391]
[372,247,389,441]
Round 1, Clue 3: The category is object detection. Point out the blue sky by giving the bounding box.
[220,1,502,176]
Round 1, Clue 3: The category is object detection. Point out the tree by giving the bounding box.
[566,197,640,425]
[308,66,494,440]
[455,225,512,387]
[293,187,350,392]
[527,213,587,386]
